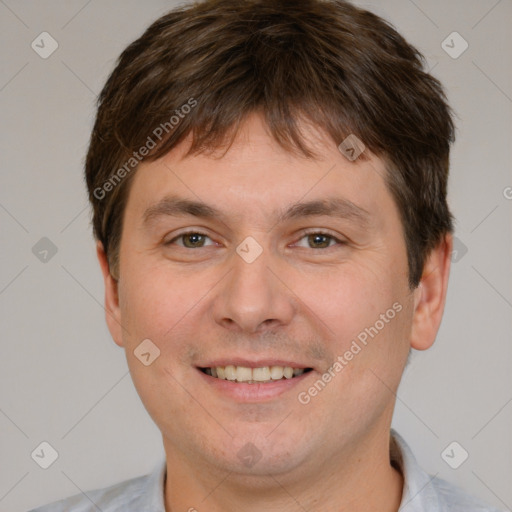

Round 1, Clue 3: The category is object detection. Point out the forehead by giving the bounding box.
[124,114,395,229]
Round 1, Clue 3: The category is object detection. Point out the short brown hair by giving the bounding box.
[85,0,455,287]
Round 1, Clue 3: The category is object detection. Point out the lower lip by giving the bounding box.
[196,368,313,402]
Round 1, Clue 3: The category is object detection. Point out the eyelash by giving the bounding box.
[165,229,346,249]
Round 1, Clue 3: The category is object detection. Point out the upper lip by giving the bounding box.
[197,358,312,369]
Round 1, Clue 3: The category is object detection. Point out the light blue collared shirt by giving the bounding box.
[29,430,504,511]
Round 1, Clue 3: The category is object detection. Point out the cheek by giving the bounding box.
[119,262,195,343]
[118,266,197,419]
[307,262,402,343]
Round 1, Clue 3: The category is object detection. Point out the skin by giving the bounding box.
[97,112,452,512]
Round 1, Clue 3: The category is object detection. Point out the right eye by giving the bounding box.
[165,231,216,249]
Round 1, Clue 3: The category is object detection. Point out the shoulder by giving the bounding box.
[391,430,505,512]
[431,476,505,512]
[28,473,149,512]
[28,459,166,512]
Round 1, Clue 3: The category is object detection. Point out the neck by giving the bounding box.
[163,428,403,512]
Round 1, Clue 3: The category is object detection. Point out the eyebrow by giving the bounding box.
[142,195,371,228]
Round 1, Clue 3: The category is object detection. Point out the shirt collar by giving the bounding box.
[391,429,442,511]
[133,455,166,511]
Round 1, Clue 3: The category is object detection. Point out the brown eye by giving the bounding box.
[166,231,213,248]
[294,231,344,249]
[307,233,333,249]
[182,233,207,248]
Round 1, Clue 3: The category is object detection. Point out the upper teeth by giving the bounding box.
[205,365,305,383]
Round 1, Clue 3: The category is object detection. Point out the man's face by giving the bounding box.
[109,113,417,477]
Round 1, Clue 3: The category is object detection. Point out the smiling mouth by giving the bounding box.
[199,365,313,384]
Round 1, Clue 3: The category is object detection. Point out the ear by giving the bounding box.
[96,240,124,347]
[410,233,453,351]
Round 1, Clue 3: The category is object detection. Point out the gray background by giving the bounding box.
[0,1,511,511]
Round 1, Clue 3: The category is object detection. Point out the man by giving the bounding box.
[30,0,503,510]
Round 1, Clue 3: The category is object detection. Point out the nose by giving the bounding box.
[212,243,296,334]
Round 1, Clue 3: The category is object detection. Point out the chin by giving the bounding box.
[208,427,312,477]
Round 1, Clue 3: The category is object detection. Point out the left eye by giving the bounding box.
[294,232,342,249]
